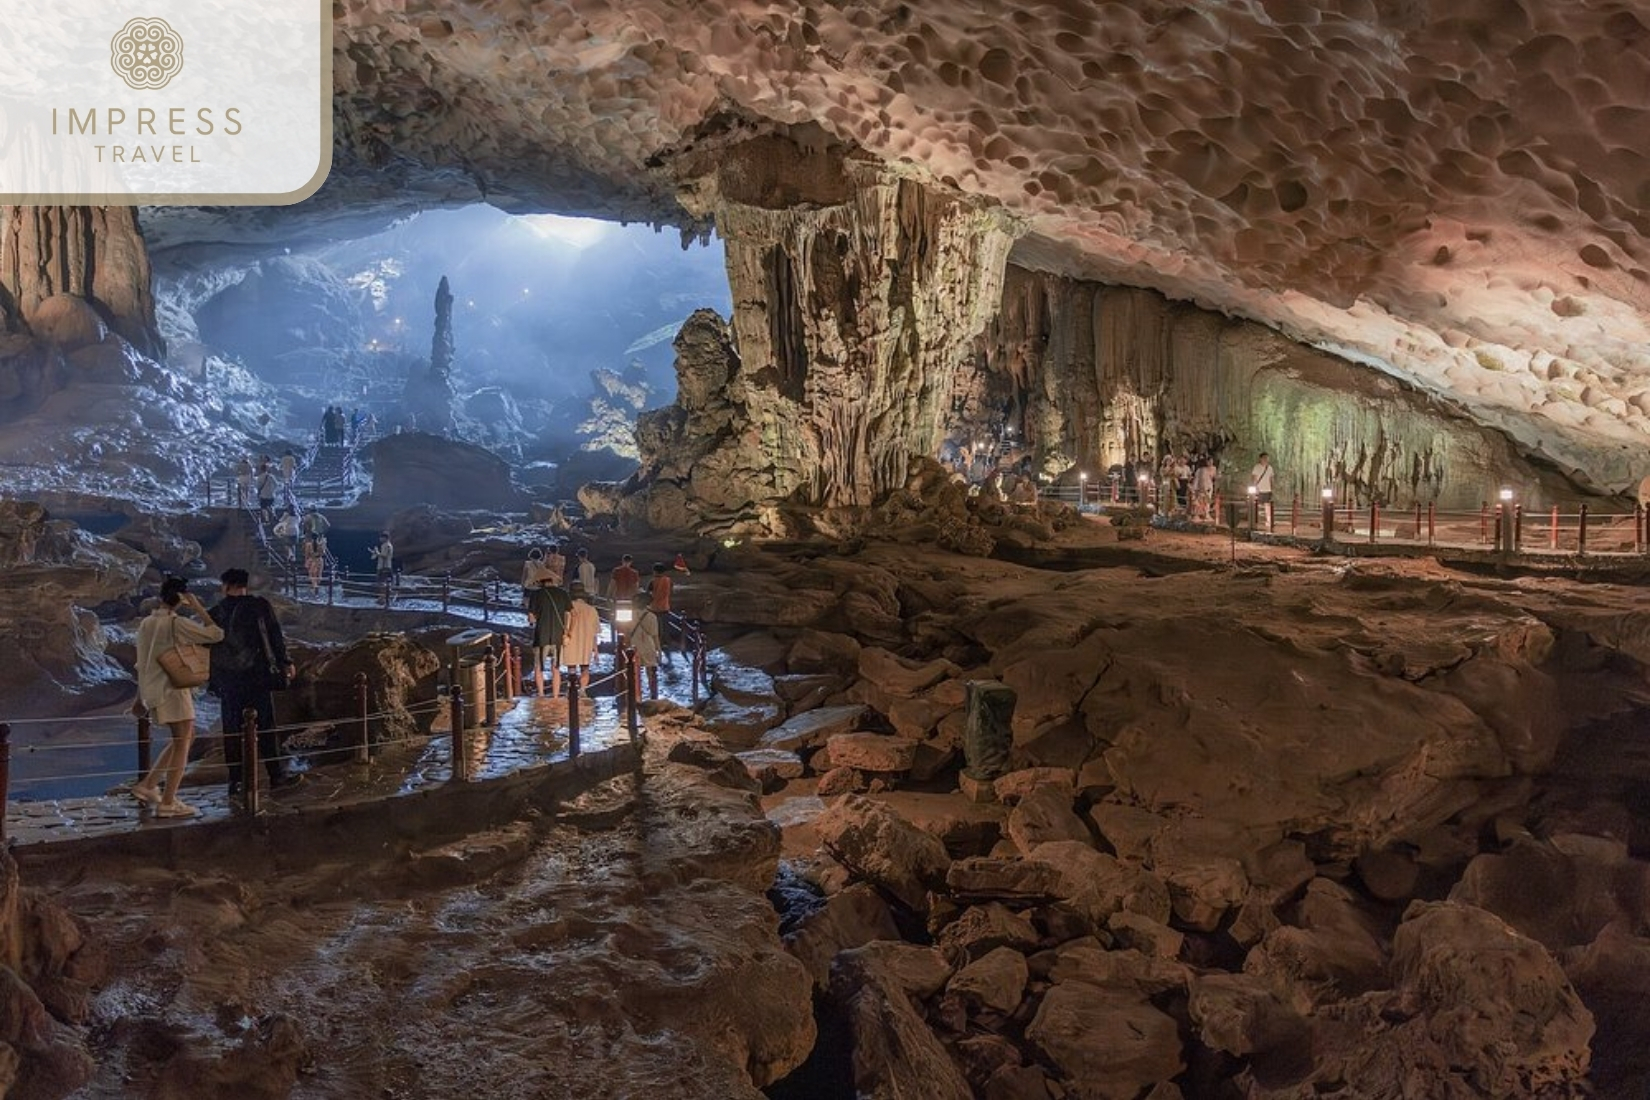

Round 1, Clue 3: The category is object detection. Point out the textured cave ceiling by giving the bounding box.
[151,0,1650,487]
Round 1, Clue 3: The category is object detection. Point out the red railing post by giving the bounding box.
[483,644,498,727]
[355,672,370,763]
[1369,502,1379,545]
[567,675,581,757]
[242,706,261,816]
[511,638,523,699]
[0,723,10,843]
[1638,503,1646,555]
[624,646,641,742]
[1550,505,1559,550]
[450,684,467,782]
[1578,503,1589,555]
[136,707,152,781]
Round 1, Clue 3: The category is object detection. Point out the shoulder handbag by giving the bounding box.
[157,616,211,689]
[257,613,290,690]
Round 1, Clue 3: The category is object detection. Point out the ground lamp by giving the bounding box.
[1320,487,1335,539]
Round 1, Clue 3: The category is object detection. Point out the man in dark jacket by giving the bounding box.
[209,568,301,795]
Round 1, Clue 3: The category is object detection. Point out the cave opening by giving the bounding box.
[153,203,733,479]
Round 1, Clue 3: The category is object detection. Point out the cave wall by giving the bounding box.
[975,269,1588,510]
[0,207,162,360]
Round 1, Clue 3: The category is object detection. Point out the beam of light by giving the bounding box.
[518,214,612,250]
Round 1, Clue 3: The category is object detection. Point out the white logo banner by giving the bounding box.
[0,0,330,204]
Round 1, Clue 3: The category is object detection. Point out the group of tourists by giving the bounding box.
[519,544,686,700]
[133,569,301,818]
[320,405,376,448]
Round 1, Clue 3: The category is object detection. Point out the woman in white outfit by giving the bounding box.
[133,576,224,818]
[561,584,601,692]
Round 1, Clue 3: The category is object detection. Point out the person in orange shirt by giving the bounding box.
[610,554,640,600]
[648,561,675,665]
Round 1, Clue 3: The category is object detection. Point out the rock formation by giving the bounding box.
[400,275,457,433]
[977,274,1593,508]
[364,431,523,513]
[0,206,162,360]
[627,145,1015,532]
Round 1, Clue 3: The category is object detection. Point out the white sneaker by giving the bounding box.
[156,799,199,819]
[130,784,161,806]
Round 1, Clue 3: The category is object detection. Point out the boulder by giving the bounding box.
[830,946,971,1100]
[29,295,108,351]
[665,738,762,793]
[994,767,1076,805]
[786,883,900,990]
[1161,858,1249,933]
[1045,943,1190,997]
[1028,841,1172,929]
[1244,878,1389,998]
[1187,973,1312,1060]
[788,630,862,674]
[1449,837,1650,951]
[1108,912,1184,960]
[823,732,918,774]
[758,704,867,752]
[947,946,1029,1016]
[858,647,961,697]
[735,749,805,791]
[937,903,1040,963]
[1007,785,1091,854]
[1026,983,1184,1100]
[815,766,863,796]
[945,857,1065,905]
[1088,801,1167,862]
[815,795,951,912]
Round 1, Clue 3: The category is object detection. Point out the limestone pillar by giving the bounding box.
[708,156,1018,511]
[0,205,162,357]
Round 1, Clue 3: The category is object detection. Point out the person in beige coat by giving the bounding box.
[133,577,224,818]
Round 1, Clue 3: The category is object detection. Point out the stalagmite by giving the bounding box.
[0,206,161,358]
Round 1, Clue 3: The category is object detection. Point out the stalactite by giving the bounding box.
[973,269,1587,509]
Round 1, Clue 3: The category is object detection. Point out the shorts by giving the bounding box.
[530,644,559,665]
[1257,492,1273,504]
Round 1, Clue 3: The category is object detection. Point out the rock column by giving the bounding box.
[715,162,1017,512]
[0,206,161,357]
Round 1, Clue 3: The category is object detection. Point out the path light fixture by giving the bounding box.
[1498,487,1516,555]
[1499,487,1514,503]
[1079,471,1089,507]
[1321,487,1335,539]
[615,600,634,627]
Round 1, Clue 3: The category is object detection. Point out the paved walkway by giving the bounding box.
[6,683,657,849]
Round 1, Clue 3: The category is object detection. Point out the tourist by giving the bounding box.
[280,449,298,487]
[272,509,301,564]
[526,575,572,698]
[303,509,330,540]
[610,554,640,601]
[209,568,301,797]
[575,547,596,593]
[520,547,548,605]
[1174,454,1193,510]
[648,562,675,665]
[133,576,225,818]
[629,591,661,700]
[672,552,691,575]
[235,455,253,507]
[1192,456,1217,522]
[543,542,567,589]
[371,532,395,589]
[304,533,327,593]
[562,583,601,692]
[1250,452,1276,528]
[255,459,279,523]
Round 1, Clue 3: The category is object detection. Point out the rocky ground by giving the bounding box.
[6,515,1650,1098]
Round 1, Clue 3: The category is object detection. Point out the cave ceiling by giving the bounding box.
[148,0,1650,486]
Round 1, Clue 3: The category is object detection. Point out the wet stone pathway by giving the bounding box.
[6,691,639,848]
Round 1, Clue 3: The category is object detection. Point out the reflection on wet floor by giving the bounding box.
[7,687,643,847]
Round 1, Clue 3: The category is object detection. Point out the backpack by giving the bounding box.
[211,600,262,674]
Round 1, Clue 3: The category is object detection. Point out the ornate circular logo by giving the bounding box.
[109,17,184,90]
